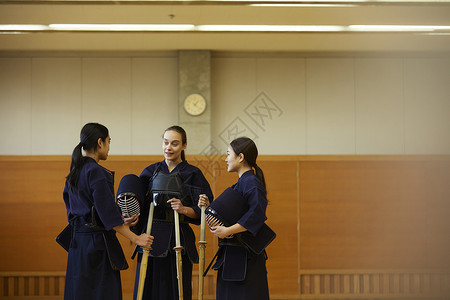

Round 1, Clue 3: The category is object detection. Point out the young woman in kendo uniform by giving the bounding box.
[198,137,270,300]
[132,125,213,300]
[63,123,153,300]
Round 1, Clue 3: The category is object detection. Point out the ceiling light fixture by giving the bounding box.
[0,24,48,31]
[1,23,450,33]
[348,25,450,32]
[48,24,196,31]
[249,4,358,7]
[196,24,346,31]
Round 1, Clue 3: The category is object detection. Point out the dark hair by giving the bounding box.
[66,123,109,192]
[164,125,187,161]
[230,137,266,189]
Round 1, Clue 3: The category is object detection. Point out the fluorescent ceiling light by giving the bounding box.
[0,25,48,31]
[49,24,195,31]
[349,25,450,32]
[423,32,450,35]
[1,23,450,33]
[197,24,450,32]
[196,25,345,31]
[249,4,358,6]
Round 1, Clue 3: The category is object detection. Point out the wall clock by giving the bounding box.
[183,93,206,116]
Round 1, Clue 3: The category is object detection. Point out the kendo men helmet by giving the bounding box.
[116,174,145,217]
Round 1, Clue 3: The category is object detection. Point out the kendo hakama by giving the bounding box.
[211,170,270,300]
[133,222,198,299]
[63,157,127,300]
[132,160,214,300]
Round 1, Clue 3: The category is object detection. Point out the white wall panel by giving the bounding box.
[0,58,32,155]
[355,58,404,154]
[306,58,356,154]
[131,57,178,155]
[1,55,449,156]
[31,58,82,155]
[254,58,306,154]
[81,58,132,155]
[404,58,450,154]
[211,58,259,154]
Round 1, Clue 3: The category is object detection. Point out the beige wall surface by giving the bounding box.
[1,54,449,155]
[0,56,178,155]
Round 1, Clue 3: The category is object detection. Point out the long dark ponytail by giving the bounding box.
[230,137,266,189]
[164,125,187,161]
[66,123,109,192]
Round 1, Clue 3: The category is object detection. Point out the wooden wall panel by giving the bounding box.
[299,159,450,270]
[1,155,449,299]
[260,160,299,295]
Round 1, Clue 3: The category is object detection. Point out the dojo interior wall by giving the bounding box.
[1,54,450,156]
[1,51,450,298]
[0,155,449,299]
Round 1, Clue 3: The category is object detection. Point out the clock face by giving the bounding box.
[184,94,206,116]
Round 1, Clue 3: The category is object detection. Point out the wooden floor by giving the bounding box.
[1,270,449,299]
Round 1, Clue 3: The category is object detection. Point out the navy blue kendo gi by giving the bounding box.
[133,160,213,300]
[213,169,270,300]
[63,157,126,300]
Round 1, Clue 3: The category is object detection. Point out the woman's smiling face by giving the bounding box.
[163,130,186,163]
[225,146,241,173]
